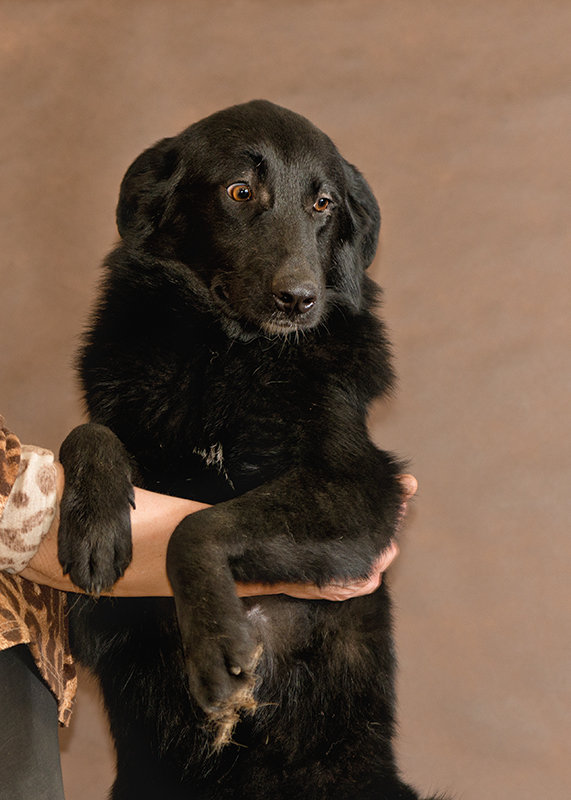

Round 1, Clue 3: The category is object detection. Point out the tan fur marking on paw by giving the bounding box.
[208,643,263,752]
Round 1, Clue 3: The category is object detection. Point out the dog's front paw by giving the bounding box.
[168,514,262,748]
[58,480,133,594]
[58,423,134,594]
[176,592,262,747]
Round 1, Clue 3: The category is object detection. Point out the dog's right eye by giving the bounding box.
[227,183,253,202]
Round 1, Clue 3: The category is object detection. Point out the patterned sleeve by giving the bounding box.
[0,416,58,573]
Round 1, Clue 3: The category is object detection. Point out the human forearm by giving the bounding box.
[21,465,413,598]
[21,472,207,596]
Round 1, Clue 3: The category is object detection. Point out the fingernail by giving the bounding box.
[400,474,418,496]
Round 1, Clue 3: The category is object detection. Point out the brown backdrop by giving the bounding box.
[1,2,569,798]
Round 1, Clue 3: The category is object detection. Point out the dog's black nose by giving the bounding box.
[273,283,318,316]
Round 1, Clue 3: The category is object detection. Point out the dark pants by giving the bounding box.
[0,644,65,800]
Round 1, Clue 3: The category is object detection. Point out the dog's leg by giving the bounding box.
[167,459,403,747]
[58,423,134,594]
[167,519,262,750]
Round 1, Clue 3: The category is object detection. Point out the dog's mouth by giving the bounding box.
[260,312,320,337]
[261,318,303,337]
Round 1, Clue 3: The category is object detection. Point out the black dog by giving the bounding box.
[59,100,447,800]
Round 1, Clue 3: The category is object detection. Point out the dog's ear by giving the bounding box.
[332,161,380,309]
[116,137,184,243]
[343,160,381,269]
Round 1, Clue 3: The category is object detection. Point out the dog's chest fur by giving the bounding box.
[84,290,378,504]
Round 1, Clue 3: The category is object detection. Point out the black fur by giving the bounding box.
[59,100,448,799]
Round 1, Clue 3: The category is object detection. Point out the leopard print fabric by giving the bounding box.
[0,418,21,516]
[0,442,58,572]
[0,417,76,724]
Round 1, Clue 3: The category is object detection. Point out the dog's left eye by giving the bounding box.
[313,197,331,212]
[227,183,253,202]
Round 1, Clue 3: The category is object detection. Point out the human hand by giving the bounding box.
[238,474,417,601]
[269,540,400,601]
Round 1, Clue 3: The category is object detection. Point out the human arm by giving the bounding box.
[20,464,415,598]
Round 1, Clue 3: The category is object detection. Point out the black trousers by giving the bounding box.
[0,644,65,800]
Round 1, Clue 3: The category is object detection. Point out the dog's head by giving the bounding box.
[116,100,380,340]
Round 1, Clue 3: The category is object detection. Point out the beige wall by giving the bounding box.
[1,2,569,798]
